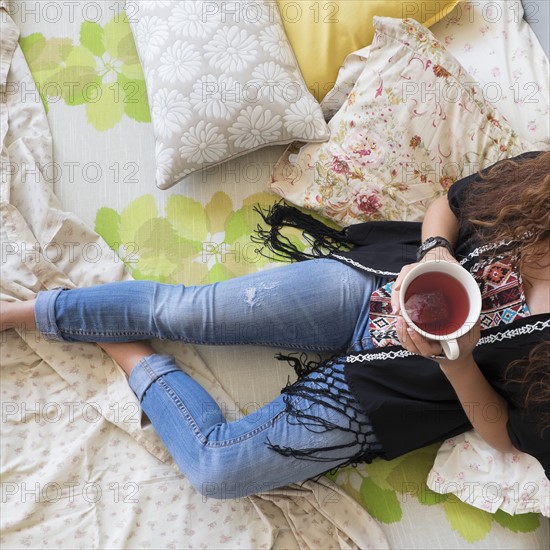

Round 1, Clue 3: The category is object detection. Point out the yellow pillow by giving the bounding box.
[278,0,462,101]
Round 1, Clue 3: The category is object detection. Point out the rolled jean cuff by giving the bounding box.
[129,354,182,402]
[34,288,66,341]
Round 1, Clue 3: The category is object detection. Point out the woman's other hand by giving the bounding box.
[396,317,481,366]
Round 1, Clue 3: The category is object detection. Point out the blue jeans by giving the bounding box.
[35,259,386,498]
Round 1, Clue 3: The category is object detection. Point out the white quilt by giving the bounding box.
[0,6,389,549]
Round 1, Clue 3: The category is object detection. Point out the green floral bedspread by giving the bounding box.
[18,9,544,547]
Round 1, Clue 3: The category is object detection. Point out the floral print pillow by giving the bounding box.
[127,0,329,190]
[427,431,549,517]
[269,16,535,226]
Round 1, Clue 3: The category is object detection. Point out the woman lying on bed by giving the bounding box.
[2,151,549,498]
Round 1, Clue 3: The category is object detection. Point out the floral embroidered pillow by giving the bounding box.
[269,16,535,226]
[320,1,550,147]
[127,0,329,190]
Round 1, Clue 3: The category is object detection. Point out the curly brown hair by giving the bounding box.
[460,151,550,269]
[506,342,550,435]
[460,151,550,433]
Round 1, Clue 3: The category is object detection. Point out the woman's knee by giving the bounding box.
[193,476,272,500]
[180,442,282,499]
[185,460,266,500]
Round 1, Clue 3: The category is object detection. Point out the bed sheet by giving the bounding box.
[4,0,549,548]
[0,4,390,549]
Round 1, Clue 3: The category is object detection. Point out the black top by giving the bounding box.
[343,316,549,474]
[331,152,549,476]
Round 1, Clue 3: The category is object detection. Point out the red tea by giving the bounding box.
[404,272,469,335]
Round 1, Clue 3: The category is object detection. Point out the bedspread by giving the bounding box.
[0,5,389,549]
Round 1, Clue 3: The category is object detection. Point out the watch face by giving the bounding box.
[417,237,451,261]
[420,239,435,254]
[424,240,438,252]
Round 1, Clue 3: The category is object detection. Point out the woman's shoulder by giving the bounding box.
[448,150,547,213]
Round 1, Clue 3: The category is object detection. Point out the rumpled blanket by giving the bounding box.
[0,5,388,549]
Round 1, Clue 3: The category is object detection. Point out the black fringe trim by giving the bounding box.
[274,352,324,378]
[266,360,383,465]
[252,201,353,263]
[253,201,383,466]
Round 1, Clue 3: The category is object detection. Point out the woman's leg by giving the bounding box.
[11,259,382,353]
[112,346,382,499]
[0,300,35,331]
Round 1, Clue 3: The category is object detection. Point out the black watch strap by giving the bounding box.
[416,236,453,262]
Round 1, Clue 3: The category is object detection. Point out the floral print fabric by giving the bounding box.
[0,8,389,548]
[270,16,534,226]
[430,0,550,148]
[128,0,329,189]
[427,431,549,516]
[10,0,549,546]
[320,1,550,148]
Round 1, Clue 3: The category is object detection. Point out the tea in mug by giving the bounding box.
[404,272,469,335]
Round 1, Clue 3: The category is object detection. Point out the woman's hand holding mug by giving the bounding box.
[392,252,482,362]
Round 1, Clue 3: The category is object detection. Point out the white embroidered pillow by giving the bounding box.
[269,16,535,226]
[127,0,329,190]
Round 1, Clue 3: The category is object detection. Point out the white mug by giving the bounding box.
[399,260,482,360]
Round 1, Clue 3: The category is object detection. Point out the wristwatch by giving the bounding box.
[416,236,453,262]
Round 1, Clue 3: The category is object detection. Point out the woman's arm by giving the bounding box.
[439,356,514,453]
[420,195,460,245]
[391,196,459,314]
[394,195,516,453]
[396,319,515,453]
